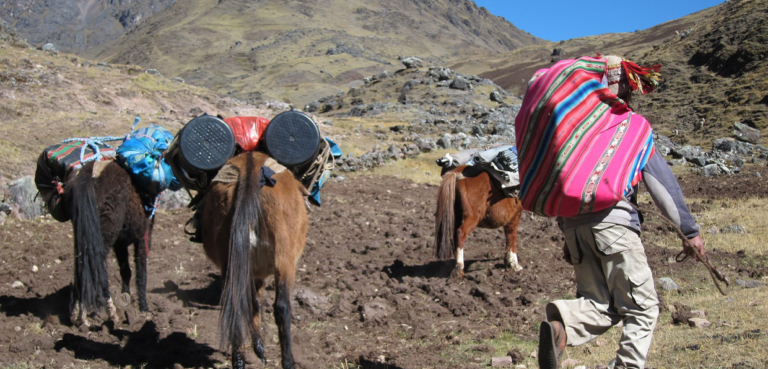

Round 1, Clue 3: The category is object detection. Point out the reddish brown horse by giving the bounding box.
[200,151,308,369]
[65,160,151,326]
[435,165,524,278]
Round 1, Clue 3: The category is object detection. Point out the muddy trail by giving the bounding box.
[0,173,758,369]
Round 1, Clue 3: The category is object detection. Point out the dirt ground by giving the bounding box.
[0,171,761,369]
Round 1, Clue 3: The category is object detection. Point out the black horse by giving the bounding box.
[65,160,152,326]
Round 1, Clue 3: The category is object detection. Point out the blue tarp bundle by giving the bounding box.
[117,123,181,195]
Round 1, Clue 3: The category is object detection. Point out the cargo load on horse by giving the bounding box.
[35,139,118,222]
[434,144,525,277]
[437,144,520,197]
[32,117,179,327]
[166,110,342,240]
[165,110,338,368]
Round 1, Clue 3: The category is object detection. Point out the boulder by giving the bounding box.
[450,76,471,91]
[437,135,452,149]
[401,56,424,69]
[702,164,722,177]
[490,90,504,103]
[733,122,760,144]
[5,176,44,219]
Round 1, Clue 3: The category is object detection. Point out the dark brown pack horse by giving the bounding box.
[435,165,524,278]
[200,151,308,369]
[64,160,151,326]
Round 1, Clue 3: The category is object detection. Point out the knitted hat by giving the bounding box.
[601,54,662,95]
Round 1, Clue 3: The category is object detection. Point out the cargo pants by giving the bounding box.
[547,222,660,369]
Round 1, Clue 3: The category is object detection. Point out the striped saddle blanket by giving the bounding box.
[514,57,655,217]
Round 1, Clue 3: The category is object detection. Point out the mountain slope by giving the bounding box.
[0,0,178,53]
[462,0,767,144]
[93,0,542,107]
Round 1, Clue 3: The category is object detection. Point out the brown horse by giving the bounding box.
[435,165,524,278]
[200,151,308,369]
[65,160,152,326]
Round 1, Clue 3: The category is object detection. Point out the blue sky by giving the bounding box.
[472,0,725,42]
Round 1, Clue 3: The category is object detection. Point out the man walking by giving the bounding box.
[514,55,705,369]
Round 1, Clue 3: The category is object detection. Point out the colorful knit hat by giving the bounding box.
[601,54,662,95]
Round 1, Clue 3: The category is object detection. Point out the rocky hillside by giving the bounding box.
[463,0,767,145]
[0,0,177,54]
[91,0,542,107]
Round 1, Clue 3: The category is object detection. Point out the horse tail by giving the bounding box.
[435,170,458,260]
[220,153,261,351]
[70,163,109,313]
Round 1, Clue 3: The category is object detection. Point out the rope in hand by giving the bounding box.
[630,201,730,296]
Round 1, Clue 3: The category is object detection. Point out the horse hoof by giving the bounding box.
[449,268,464,279]
[119,292,131,307]
[506,263,523,272]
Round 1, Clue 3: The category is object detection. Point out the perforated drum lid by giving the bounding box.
[263,111,321,167]
[178,115,236,172]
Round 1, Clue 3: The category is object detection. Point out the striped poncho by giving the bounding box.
[514,57,655,217]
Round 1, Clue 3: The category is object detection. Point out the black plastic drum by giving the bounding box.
[178,115,236,172]
[263,110,321,167]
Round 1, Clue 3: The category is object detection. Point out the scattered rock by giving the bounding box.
[490,90,504,103]
[703,163,722,177]
[145,69,162,76]
[593,338,608,347]
[560,358,580,367]
[656,277,680,291]
[11,281,24,289]
[688,318,712,329]
[492,356,513,367]
[5,176,44,219]
[720,224,746,234]
[691,310,707,318]
[401,56,423,69]
[450,76,471,90]
[42,43,56,52]
[733,122,760,144]
[294,288,331,316]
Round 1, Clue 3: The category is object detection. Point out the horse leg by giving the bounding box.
[134,228,150,312]
[452,214,480,279]
[70,301,89,327]
[251,278,267,364]
[274,270,296,369]
[105,288,120,325]
[114,243,132,307]
[503,222,523,272]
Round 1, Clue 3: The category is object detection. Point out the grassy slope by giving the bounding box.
[0,34,283,180]
[94,0,542,108]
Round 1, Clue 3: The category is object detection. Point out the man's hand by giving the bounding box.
[684,234,705,258]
